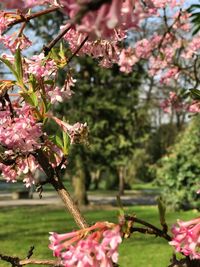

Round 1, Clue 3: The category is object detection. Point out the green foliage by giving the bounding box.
[56,57,151,189]
[188,4,200,35]
[156,117,200,210]
[148,123,178,163]
[126,148,152,183]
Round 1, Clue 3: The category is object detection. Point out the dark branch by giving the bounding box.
[7,7,60,28]
[124,215,172,241]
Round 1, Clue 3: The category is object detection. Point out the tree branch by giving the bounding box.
[43,0,111,55]
[7,6,60,28]
[0,253,62,266]
[67,35,89,63]
[43,24,71,56]
[35,149,89,229]
[124,215,172,241]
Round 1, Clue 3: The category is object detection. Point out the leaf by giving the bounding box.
[0,57,18,79]
[62,131,70,155]
[157,197,168,233]
[55,131,63,149]
[190,89,200,100]
[59,42,65,58]
[20,93,34,106]
[29,91,38,107]
[14,49,23,82]
[44,80,54,85]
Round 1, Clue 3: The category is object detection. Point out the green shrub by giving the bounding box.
[156,117,200,210]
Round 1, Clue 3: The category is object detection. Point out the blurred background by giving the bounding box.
[0,2,200,267]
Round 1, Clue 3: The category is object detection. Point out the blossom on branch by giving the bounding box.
[49,222,122,267]
[160,92,183,113]
[0,0,58,10]
[169,217,200,260]
[0,103,42,153]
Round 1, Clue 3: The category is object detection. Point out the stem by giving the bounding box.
[67,35,89,63]
[50,175,89,229]
[43,24,71,56]
[0,253,62,266]
[35,149,89,229]
[7,6,59,28]
[19,259,62,266]
[124,215,172,241]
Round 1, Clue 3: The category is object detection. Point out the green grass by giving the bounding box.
[0,205,198,267]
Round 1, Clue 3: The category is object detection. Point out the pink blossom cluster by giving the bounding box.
[26,53,57,78]
[119,47,138,73]
[0,11,16,34]
[151,0,184,9]
[160,92,200,114]
[169,217,200,259]
[183,35,200,59]
[63,27,121,68]
[160,92,183,113]
[0,34,32,53]
[61,0,182,39]
[0,155,38,186]
[49,222,122,267]
[0,103,42,153]
[47,74,75,104]
[0,0,58,10]
[0,103,42,186]
[0,101,66,186]
[188,101,200,113]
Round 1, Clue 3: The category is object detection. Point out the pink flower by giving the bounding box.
[160,92,184,113]
[26,53,56,78]
[169,217,200,259]
[0,104,42,153]
[188,101,200,113]
[119,48,138,73]
[0,155,39,187]
[0,0,58,9]
[160,68,179,85]
[49,222,122,267]
[0,33,32,53]
[60,0,158,39]
[62,27,120,67]
[47,75,75,104]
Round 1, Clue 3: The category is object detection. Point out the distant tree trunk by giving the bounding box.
[72,156,89,206]
[118,166,125,196]
[91,169,101,190]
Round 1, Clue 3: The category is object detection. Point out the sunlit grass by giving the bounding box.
[0,205,197,267]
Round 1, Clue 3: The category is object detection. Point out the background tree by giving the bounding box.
[156,116,200,210]
[55,56,153,200]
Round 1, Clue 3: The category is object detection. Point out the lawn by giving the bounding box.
[0,205,198,267]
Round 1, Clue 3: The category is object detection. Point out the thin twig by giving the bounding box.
[43,25,71,56]
[19,259,62,266]
[0,253,62,266]
[7,6,59,28]
[67,35,89,63]
[124,215,172,241]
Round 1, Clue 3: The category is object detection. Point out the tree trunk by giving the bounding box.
[92,169,101,190]
[73,175,89,206]
[72,156,89,206]
[118,166,125,196]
